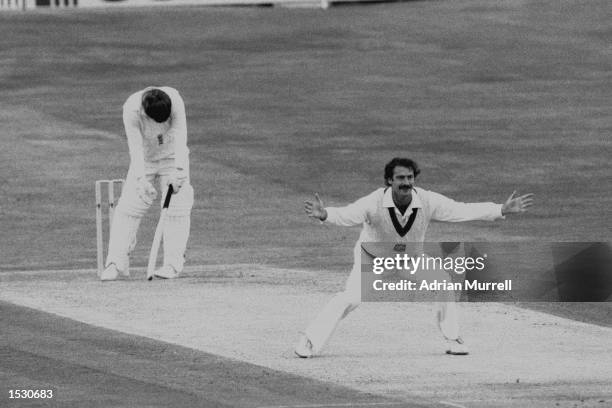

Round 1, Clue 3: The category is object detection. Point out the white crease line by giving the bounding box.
[439,401,467,408]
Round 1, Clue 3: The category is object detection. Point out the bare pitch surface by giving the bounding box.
[0,0,611,272]
[1,266,611,407]
[0,300,428,408]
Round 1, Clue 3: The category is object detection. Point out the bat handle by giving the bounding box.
[163,184,174,208]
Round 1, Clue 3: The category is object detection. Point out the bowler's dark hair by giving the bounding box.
[384,157,420,186]
[142,89,172,123]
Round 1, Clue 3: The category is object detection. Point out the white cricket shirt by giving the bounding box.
[325,187,504,244]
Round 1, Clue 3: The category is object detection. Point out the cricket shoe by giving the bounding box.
[100,263,119,281]
[294,334,314,358]
[154,265,179,279]
[446,337,469,355]
[120,266,130,278]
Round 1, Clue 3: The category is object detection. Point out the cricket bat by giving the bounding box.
[146,185,174,280]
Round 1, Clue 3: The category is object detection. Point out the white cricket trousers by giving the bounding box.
[304,245,460,355]
[105,158,194,273]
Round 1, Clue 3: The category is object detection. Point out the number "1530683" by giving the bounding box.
[9,389,53,399]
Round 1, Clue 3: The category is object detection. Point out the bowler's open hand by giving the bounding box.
[305,193,328,221]
[501,191,534,215]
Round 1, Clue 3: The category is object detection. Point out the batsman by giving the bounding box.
[295,157,533,357]
[101,87,194,281]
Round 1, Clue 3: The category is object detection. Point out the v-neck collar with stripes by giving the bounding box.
[382,187,422,237]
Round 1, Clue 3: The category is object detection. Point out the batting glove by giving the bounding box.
[136,177,157,205]
[167,167,187,194]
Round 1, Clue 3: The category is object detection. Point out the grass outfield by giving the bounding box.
[0,3,610,291]
[0,2,611,407]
